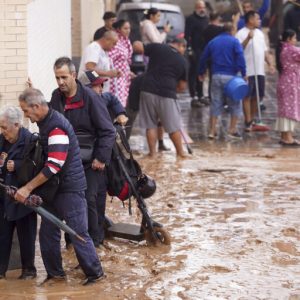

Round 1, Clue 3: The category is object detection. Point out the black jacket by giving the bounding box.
[50,80,116,165]
[185,12,209,53]
[0,127,35,221]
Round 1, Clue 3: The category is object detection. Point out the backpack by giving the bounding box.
[106,125,142,202]
[17,134,60,204]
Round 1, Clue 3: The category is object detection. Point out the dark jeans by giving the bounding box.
[40,191,102,278]
[188,51,203,99]
[0,208,37,276]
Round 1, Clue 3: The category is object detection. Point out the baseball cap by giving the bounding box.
[78,71,108,87]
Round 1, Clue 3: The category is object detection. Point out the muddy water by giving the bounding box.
[1,144,300,300]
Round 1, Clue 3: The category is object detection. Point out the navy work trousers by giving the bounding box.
[39,191,102,278]
[85,167,107,247]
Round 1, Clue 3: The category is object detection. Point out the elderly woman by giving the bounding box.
[0,106,37,280]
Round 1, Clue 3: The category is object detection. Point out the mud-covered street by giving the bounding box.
[1,75,300,299]
[2,144,300,299]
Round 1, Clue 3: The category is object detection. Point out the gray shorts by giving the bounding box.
[139,91,181,133]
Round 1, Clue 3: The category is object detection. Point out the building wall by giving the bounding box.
[72,0,82,59]
[0,0,31,107]
[27,0,71,100]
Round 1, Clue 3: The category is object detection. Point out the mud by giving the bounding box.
[1,144,300,300]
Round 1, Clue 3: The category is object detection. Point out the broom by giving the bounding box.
[251,37,269,131]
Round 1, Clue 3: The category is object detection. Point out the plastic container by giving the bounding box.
[224,76,248,101]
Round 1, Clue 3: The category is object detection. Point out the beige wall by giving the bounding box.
[72,0,82,58]
[0,0,31,107]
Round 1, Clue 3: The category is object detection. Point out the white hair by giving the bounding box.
[0,106,23,125]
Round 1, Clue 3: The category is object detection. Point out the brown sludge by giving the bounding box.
[2,144,300,299]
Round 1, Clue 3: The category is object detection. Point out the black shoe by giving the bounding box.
[82,273,106,286]
[158,141,170,151]
[18,270,37,280]
[199,96,210,106]
[191,99,204,107]
[0,274,5,280]
[40,274,66,286]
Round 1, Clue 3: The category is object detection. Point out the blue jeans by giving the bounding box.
[211,74,242,117]
[39,191,102,278]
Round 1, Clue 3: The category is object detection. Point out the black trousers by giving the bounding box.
[0,209,37,276]
[85,167,107,247]
[188,51,203,99]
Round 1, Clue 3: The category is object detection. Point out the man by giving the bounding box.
[237,0,270,30]
[78,30,121,93]
[198,22,247,139]
[16,88,103,285]
[132,38,188,158]
[185,0,209,107]
[236,11,275,131]
[93,11,117,41]
[50,57,116,248]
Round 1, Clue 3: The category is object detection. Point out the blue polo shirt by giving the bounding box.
[198,32,246,77]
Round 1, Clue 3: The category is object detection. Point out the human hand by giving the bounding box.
[164,23,171,33]
[248,30,254,39]
[232,12,240,24]
[27,77,33,88]
[116,114,128,126]
[14,185,32,204]
[92,158,105,171]
[6,160,15,172]
[130,72,137,79]
[268,65,276,74]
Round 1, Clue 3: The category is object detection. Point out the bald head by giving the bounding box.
[195,0,206,16]
[100,30,118,51]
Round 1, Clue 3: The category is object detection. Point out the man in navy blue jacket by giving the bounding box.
[50,57,115,248]
[198,22,246,139]
[17,88,103,285]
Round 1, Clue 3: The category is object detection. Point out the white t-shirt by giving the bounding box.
[236,28,268,76]
[78,41,111,92]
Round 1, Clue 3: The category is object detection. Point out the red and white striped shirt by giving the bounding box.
[41,127,69,178]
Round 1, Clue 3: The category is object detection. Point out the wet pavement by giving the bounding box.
[1,73,300,299]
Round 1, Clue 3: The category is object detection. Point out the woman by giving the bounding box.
[140,7,171,44]
[275,29,300,146]
[0,106,37,279]
[109,19,134,107]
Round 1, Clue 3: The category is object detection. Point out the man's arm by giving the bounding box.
[185,16,193,49]
[85,62,121,78]
[240,30,253,49]
[15,128,69,203]
[235,40,247,78]
[101,92,126,117]
[198,44,210,80]
[88,92,116,165]
[258,0,270,20]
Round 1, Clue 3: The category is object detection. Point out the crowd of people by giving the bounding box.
[0,0,300,287]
